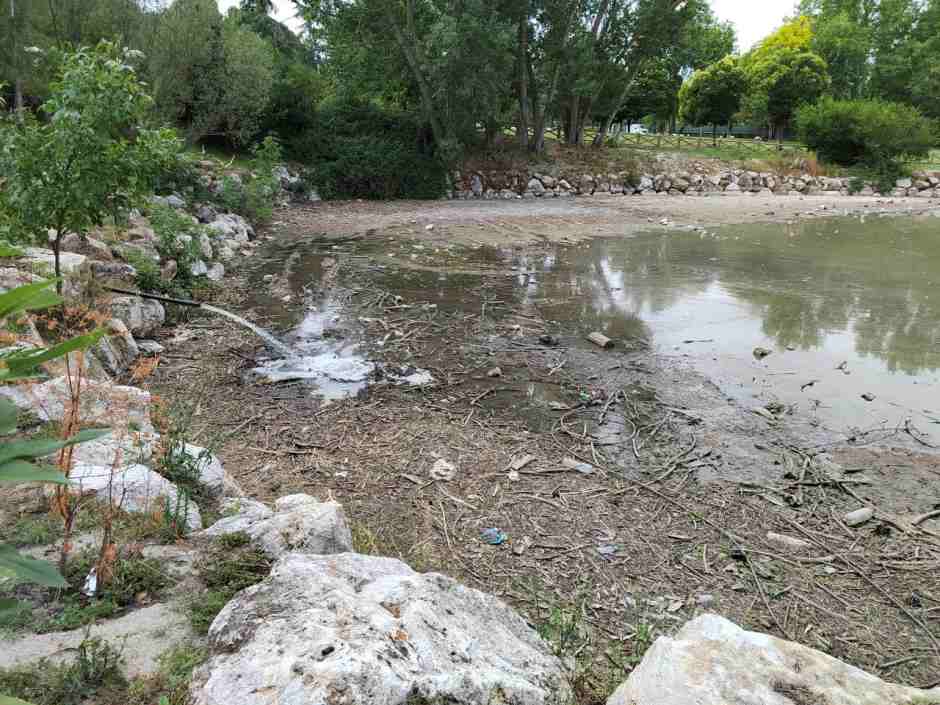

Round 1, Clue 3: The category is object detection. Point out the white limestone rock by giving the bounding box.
[199,493,351,558]
[190,552,573,705]
[607,614,940,705]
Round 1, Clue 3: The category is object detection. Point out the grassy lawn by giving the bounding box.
[912,148,940,172]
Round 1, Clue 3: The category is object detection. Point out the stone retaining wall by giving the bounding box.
[450,169,940,200]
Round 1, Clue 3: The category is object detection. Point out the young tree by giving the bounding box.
[0,42,181,292]
[678,56,746,143]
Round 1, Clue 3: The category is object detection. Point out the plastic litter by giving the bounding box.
[480,527,507,545]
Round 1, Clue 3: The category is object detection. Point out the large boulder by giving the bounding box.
[20,247,86,275]
[190,552,573,705]
[199,493,352,558]
[207,214,253,244]
[55,232,113,261]
[92,318,140,377]
[110,295,166,337]
[0,376,154,432]
[70,462,202,531]
[70,430,159,469]
[607,614,940,705]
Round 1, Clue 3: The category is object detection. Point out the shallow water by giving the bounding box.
[248,215,940,438]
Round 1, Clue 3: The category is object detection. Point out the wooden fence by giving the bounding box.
[614,132,810,157]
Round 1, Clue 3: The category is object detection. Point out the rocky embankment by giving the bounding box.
[452,168,940,200]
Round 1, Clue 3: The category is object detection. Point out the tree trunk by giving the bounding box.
[383,1,447,154]
[516,9,530,149]
[712,123,717,147]
[593,63,641,147]
[567,94,581,144]
[13,78,24,116]
[532,0,578,152]
[52,230,63,295]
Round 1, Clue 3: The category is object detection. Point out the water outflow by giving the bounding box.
[200,304,295,358]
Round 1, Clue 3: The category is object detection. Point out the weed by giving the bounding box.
[29,551,170,633]
[537,604,587,656]
[115,643,207,705]
[152,399,217,511]
[216,531,251,550]
[351,522,378,554]
[7,513,59,547]
[40,597,118,632]
[0,637,125,705]
[187,590,230,635]
[187,536,270,634]
[0,600,34,634]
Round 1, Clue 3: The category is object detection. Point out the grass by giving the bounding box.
[1,548,172,636]
[911,148,940,171]
[0,637,126,705]
[113,643,208,705]
[187,533,270,634]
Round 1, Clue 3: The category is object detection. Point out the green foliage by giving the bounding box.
[796,97,933,172]
[0,637,125,705]
[188,535,270,634]
[294,101,446,200]
[0,42,182,282]
[121,644,207,705]
[150,0,275,146]
[679,56,746,130]
[743,47,830,132]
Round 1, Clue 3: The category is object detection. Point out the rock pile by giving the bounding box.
[451,169,940,199]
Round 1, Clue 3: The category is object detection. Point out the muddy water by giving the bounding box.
[249,214,940,441]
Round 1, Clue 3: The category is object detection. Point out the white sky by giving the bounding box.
[217,0,797,52]
[710,0,798,51]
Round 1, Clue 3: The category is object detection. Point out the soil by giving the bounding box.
[275,191,939,247]
[146,194,940,703]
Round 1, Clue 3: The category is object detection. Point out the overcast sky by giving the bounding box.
[217,0,797,51]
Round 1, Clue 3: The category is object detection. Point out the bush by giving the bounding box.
[289,101,446,200]
[796,97,933,170]
[206,136,282,224]
[0,637,125,705]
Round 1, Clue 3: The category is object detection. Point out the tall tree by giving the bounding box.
[678,56,746,142]
[744,47,830,144]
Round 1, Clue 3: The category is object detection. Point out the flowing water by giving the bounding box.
[244,213,940,440]
[200,303,295,357]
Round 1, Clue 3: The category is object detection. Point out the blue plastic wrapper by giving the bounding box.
[480,527,507,545]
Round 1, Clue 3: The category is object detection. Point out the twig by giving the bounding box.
[912,509,940,527]
[780,515,940,656]
[745,552,791,640]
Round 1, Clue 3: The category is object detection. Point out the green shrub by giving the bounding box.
[188,535,270,634]
[205,136,282,224]
[796,97,933,170]
[289,101,446,200]
[0,637,125,705]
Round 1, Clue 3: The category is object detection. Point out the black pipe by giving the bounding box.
[104,286,203,308]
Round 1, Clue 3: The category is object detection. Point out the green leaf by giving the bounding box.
[0,398,18,435]
[0,459,68,484]
[0,598,18,612]
[0,280,61,320]
[69,428,110,444]
[0,428,108,468]
[0,329,106,380]
[0,544,67,587]
[0,242,24,258]
[0,694,34,705]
